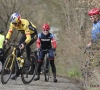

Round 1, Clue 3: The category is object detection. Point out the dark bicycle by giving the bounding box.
[39,49,56,82]
[1,43,37,84]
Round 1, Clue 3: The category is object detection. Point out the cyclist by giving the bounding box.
[87,8,100,47]
[34,24,57,82]
[5,12,37,79]
[0,29,5,68]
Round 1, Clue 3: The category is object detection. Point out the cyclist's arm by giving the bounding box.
[36,38,40,48]
[24,29,31,45]
[6,23,14,40]
[87,29,96,47]
[51,38,57,48]
[51,34,57,49]
[36,33,41,48]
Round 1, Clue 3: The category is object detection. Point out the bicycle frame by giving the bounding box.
[44,50,49,63]
[1,43,37,84]
[5,43,24,71]
[5,47,16,71]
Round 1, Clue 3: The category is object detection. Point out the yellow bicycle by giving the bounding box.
[1,43,37,84]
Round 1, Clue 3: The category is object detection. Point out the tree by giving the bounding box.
[0,0,40,41]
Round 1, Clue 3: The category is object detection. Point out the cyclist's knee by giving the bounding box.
[49,57,54,60]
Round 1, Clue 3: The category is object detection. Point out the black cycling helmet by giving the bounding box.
[0,29,4,34]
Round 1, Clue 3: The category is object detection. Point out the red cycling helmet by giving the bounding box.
[88,8,100,16]
[42,24,50,31]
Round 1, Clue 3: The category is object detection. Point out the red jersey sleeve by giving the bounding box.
[51,38,57,48]
[36,38,40,48]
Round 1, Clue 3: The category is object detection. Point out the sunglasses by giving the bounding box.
[12,22,17,25]
[43,30,48,31]
[90,16,93,18]
[90,15,96,19]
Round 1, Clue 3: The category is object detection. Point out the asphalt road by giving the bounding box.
[0,75,84,90]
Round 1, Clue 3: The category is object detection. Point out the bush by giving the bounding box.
[67,69,81,78]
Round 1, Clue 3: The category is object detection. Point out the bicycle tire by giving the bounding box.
[21,55,37,84]
[44,58,50,82]
[1,54,15,84]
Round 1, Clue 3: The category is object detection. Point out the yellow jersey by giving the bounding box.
[0,34,5,48]
[6,19,37,44]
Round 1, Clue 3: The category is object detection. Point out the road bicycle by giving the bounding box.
[1,43,37,84]
[39,49,56,82]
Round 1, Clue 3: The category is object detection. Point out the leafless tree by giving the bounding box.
[0,0,41,56]
[0,0,41,41]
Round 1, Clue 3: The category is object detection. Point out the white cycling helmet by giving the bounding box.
[10,12,21,24]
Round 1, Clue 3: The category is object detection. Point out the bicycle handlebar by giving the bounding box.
[8,43,19,48]
[7,43,25,53]
[38,49,56,56]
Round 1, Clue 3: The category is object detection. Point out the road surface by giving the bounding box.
[0,75,84,90]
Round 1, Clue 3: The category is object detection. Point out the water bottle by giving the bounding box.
[17,57,24,68]
[0,61,2,72]
[20,56,24,67]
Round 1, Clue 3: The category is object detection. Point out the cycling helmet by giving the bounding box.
[42,24,50,31]
[10,12,21,24]
[0,29,4,34]
[88,8,100,16]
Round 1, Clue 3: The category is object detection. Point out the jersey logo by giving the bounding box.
[22,24,25,27]
[11,16,16,22]
[12,17,15,20]
[41,39,50,41]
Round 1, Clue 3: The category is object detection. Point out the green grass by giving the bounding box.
[67,68,82,78]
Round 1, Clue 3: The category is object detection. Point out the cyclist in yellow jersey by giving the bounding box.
[0,30,5,66]
[5,12,37,79]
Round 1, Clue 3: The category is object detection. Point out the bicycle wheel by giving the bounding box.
[44,58,50,82]
[1,54,15,84]
[21,55,37,84]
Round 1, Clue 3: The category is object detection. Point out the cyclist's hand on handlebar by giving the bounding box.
[52,48,56,56]
[19,44,25,49]
[4,39,8,45]
[37,48,41,52]
[52,48,56,51]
